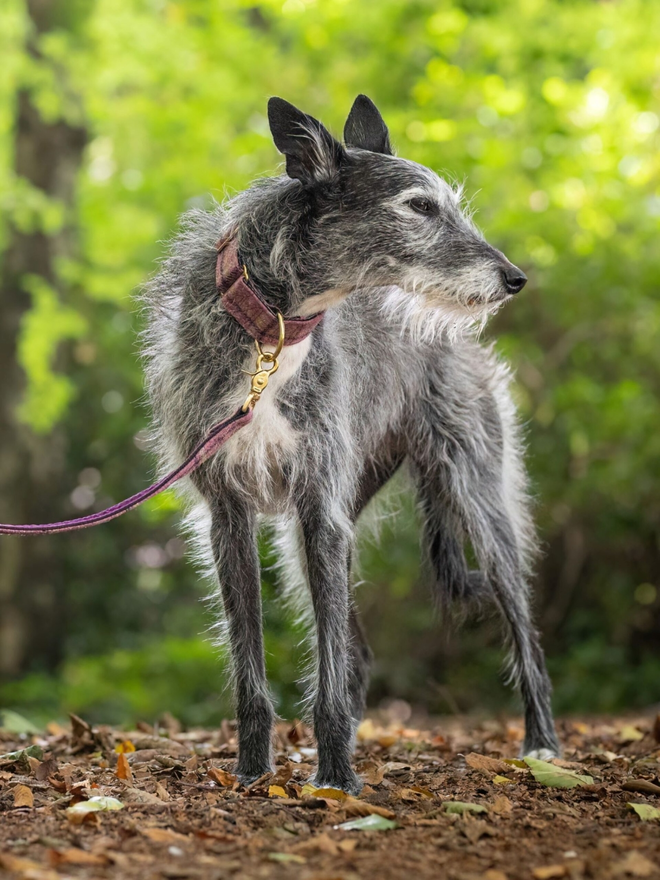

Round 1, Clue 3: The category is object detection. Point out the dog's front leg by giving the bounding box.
[297,495,362,795]
[210,493,274,785]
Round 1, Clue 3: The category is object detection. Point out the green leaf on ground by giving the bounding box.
[268,853,306,864]
[443,801,488,814]
[0,744,44,767]
[336,814,397,831]
[524,757,593,788]
[0,711,40,734]
[67,796,124,816]
[627,803,660,822]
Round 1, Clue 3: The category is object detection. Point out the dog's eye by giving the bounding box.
[408,197,436,216]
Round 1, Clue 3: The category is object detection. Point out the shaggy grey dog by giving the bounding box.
[143,95,559,794]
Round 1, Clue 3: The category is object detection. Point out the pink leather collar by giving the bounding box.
[216,235,324,346]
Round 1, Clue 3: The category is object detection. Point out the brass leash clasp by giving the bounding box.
[241,312,285,412]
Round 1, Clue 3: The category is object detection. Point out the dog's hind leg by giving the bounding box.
[210,492,274,785]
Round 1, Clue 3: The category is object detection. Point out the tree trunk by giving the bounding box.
[0,0,86,676]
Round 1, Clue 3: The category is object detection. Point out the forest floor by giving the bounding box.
[2,712,660,880]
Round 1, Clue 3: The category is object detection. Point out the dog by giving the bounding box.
[142,95,560,794]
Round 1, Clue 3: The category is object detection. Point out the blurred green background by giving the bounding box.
[1,0,659,730]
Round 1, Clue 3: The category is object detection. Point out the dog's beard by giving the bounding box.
[379,272,507,344]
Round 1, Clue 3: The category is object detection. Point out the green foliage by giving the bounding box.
[1,0,659,724]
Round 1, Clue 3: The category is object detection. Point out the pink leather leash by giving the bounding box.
[0,235,322,536]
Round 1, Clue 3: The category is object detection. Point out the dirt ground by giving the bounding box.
[2,711,660,880]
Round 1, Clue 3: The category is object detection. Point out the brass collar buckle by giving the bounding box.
[241,311,285,412]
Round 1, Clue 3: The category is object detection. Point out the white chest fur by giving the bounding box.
[221,337,312,508]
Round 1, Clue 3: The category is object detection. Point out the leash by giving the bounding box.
[0,235,323,537]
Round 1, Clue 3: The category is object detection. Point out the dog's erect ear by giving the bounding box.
[344,94,392,155]
[268,97,345,186]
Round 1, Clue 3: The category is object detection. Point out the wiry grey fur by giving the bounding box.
[142,95,559,793]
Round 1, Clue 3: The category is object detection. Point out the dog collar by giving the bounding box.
[216,234,324,346]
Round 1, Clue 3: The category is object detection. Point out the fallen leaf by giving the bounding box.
[524,757,593,788]
[269,784,288,798]
[0,744,44,768]
[48,848,111,867]
[0,852,61,880]
[502,758,527,769]
[116,752,133,782]
[493,775,516,785]
[208,766,237,787]
[35,758,58,782]
[271,761,293,787]
[13,784,34,808]
[357,759,385,785]
[268,852,306,864]
[532,866,567,880]
[619,725,645,743]
[611,851,657,877]
[465,753,509,774]
[66,795,124,822]
[1,709,39,734]
[122,787,165,806]
[622,779,660,795]
[443,801,488,815]
[490,795,513,814]
[114,740,136,753]
[154,780,170,801]
[409,784,434,798]
[142,827,189,845]
[627,802,660,821]
[336,814,397,831]
[343,797,396,819]
[292,832,339,856]
[301,784,347,800]
[484,872,508,880]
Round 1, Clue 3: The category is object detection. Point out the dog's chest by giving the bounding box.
[221,338,311,508]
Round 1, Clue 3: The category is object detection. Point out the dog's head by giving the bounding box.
[267,95,526,336]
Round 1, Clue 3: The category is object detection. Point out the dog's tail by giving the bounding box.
[417,481,492,608]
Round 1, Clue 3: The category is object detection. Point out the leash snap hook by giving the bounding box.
[241,312,285,412]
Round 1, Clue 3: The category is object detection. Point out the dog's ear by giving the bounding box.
[268,97,345,186]
[344,95,392,155]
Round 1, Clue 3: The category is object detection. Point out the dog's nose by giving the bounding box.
[502,266,527,294]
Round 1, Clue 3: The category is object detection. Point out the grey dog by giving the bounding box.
[143,95,560,794]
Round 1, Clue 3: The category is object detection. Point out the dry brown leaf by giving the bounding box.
[142,827,189,845]
[484,871,509,880]
[343,796,396,819]
[611,851,657,877]
[48,848,111,867]
[465,752,509,775]
[208,766,237,787]
[154,780,170,801]
[35,758,58,782]
[293,832,339,856]
[532,867,567,880]
[357,759,385,786]
[0,852,61,880]
[116,751,133,782]
[490,795,513,814]
[271,761,293,787]
[338,839,358,852]
[122,787,165,806]
[13,783,34,808]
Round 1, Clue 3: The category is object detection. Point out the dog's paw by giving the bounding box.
[308,772,363,796]
[236,768,272,787]
[523,747,560,761]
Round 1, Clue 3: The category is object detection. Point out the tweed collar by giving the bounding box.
[216,234,324,346]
